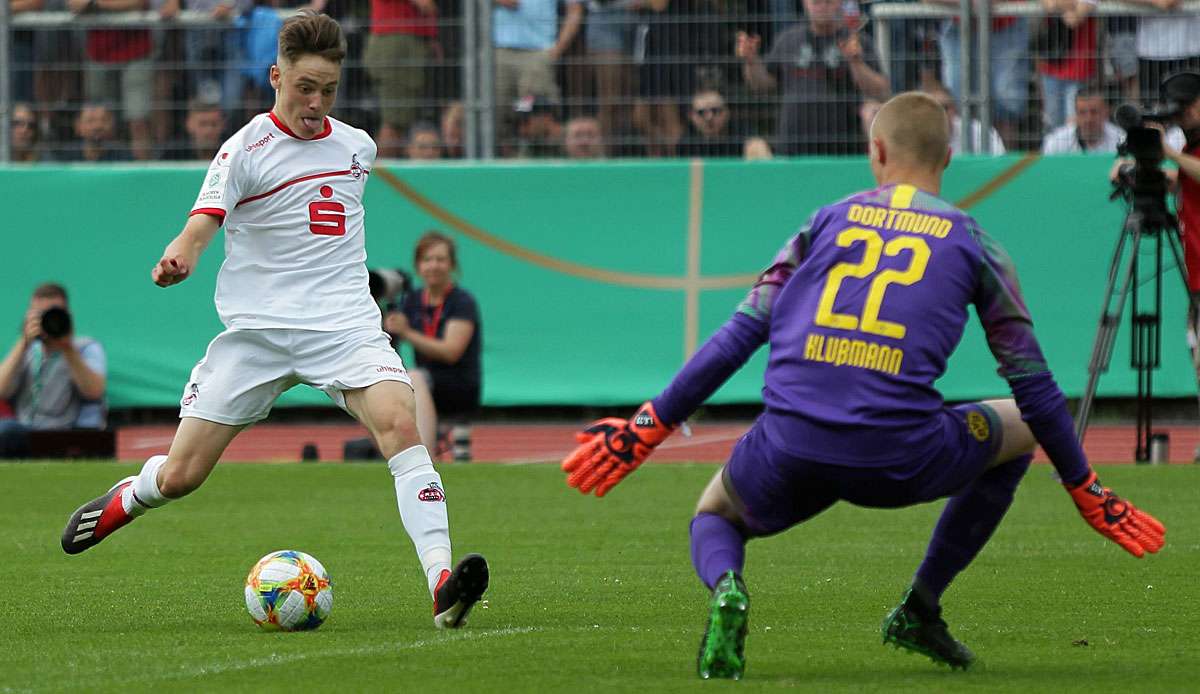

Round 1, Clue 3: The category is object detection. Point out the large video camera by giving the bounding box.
[1108,72,1200,212]
[1113,103,1171,164]
[1111,71,1200,201]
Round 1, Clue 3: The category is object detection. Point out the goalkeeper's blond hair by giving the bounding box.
[870,92,951,170]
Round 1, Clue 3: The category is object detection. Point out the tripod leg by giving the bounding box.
[1077,219,1141,441]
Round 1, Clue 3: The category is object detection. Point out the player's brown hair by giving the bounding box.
[871,92,950,169]
[32,282,68,302]
[414,231,458,271]
[277,10,347,65]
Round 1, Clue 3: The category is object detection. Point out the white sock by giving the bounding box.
[388,445,452,597]
[122,454,170,517]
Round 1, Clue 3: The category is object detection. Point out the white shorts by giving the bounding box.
[179,326,412,426]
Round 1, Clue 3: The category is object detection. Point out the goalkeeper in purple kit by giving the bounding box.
[561,92,1166,679]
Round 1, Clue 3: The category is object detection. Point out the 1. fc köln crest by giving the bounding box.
[418,482,446,502]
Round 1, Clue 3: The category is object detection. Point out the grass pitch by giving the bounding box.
[2,461,1197,693]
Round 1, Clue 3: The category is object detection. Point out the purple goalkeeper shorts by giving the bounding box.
[725,403,1003,536]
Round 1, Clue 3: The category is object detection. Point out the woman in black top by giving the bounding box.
[385,231,482,461]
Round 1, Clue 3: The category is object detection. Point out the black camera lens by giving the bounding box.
[40,306,72,339]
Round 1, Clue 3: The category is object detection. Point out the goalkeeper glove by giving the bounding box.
[562,401,674,497]
[1065,471,1165,558]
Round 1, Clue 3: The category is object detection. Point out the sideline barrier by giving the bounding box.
[2,155,1191,407]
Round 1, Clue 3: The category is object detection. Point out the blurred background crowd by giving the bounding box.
[6,0,1200,161]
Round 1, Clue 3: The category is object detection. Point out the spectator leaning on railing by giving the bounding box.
[563,115,606,158]
[0,283,107,459]
[365,0,440,158]
[406,121,443,159]
[925,0,1029,148]
[10,102,54,163]
[926,85,1006,154]
[159,0,249,112]
[62,102,131,162]
[492,0,584,152]
[1034,0,1099,132]
[163,97,228,160]
[677,86,741,158]
[1041,87,1123,154]
[1126,0,1200,106]
[69,0,155,160]
[737,0,889,155]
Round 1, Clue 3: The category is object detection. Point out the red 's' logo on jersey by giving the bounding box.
[309,201,346,236]
[309,184,345,235]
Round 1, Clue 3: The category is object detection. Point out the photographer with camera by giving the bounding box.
[0,283,107,458]
[384,232,481,462]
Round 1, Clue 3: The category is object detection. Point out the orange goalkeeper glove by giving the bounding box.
[562,401,674,497]
[1065,471,1166,558]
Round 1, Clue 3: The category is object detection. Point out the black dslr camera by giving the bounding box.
[40,306,72,340]
[368,268,413,310]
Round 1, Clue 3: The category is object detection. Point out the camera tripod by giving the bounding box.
[1075,176,1198,461]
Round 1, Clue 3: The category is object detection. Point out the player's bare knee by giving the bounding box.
[372,411,422,458]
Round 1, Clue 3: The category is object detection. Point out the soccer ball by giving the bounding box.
[244,550,333,631]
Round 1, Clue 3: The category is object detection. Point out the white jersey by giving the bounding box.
[190,112,381,331]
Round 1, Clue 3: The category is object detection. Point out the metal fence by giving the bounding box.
[4,0,1200,162]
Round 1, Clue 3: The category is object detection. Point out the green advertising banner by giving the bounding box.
[1,155,1192,408]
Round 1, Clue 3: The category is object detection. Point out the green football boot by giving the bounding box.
[881,588,975,670]
[697,571,750,680]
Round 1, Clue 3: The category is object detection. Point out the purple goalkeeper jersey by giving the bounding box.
[743,184,1046,463]
[653,182,1087,481]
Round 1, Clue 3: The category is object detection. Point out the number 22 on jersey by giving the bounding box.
[814,227,931,340]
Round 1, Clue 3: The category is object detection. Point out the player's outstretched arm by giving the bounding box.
[562,230,809,497]
[561,312,768,497]
[1064,471,1166,558]
[153,213,221,287]
[973,229,1167,558]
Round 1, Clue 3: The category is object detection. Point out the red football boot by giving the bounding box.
[61,477,138,555]
[432,553,489,629]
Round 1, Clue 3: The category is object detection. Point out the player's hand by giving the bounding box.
[152,257,191,287]
[384,311,410,339]
[22,309,41,345]
[562,401,673,497]
[1065,471,1165,557]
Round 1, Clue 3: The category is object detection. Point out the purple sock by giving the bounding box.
[690,512,747,590]
[915,454,1032,601]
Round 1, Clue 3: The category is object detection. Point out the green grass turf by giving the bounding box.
[2,462,1196,693]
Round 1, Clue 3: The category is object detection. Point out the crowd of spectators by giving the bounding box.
[8,0,1200,160]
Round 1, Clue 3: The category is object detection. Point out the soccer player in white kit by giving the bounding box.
[60,10,489,629]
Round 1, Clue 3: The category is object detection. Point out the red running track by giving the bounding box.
[115,422,1200,464]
